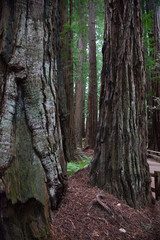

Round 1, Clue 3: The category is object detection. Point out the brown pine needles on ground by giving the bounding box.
[51,167,160,240]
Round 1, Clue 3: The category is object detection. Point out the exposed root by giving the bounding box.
[89,194,113,216]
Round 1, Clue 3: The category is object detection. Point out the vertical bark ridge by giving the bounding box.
[85,0,97,149]
[90,0,152,208]
[0,0,67,239]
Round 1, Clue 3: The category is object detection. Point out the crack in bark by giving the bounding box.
[90,0,152,209]
[0,2,67,238]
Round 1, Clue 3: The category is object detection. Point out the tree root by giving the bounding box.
[89,194,113,216]
[89,194,126,226]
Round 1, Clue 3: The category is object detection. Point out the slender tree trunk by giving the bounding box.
[74,0,88,149]
[68,0,76,155]
[0,1,67,239]
[75,35,85,148]
[90,0,153,209]
[85,0,97,149]
[60,0,75,160]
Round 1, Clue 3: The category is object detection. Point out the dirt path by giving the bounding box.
[148,158,160,197]
[148,158,160,174]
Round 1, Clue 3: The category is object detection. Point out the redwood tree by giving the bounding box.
[75,35,85,148]
[0,0,67,239]
[90,0,153,208]
[85,0,97,149]
[147,3,160,151]
[74,1,87,149]
[151,6,160,151]
[60,0,75,160]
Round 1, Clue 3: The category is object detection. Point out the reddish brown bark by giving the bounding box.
[85,0,97,149]
[60,0,75,160]
[75,35,85,148]
[90,0,153,209]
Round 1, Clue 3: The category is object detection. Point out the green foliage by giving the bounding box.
[95,0,105,106]
[72,0,89,85]
[72,0,104,114]
[142,8,160,126]
[142,11,155,55]
[142,10,156,81]
[140,221,153,230]
[67,154,92,176]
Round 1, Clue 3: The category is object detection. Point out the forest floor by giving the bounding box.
[51,152,160,240]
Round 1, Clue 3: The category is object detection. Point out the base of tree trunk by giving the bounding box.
[0,193,51,240]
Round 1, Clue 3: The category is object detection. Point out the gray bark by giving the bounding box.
[0,0,67,239]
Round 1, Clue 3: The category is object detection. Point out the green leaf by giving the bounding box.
[67,155,92,176]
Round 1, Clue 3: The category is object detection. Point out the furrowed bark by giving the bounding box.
[90,0,153,209]
[0,0,67,239]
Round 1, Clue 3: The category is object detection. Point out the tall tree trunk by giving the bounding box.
[0,1,67,239]
[75,35,85,148]
[85,0,97,149]
[90,0,153,209]
[68,0,76,155]
[60,0,75,160]
[148,6,160,151]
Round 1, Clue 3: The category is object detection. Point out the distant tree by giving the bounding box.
[90,0,153,208]
[74,1,88,148]
[144,0,160,151]
[95,0,105,104]
[60,0,75,160]
[85,0,98,149]
[150,6,160,151]
[0,0,67,239]
[75,35,86,148]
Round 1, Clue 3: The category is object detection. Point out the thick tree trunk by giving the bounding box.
[90,0,153,209]
[0,1,67,239]
[75,36,85,148]
[85,0,97,149]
